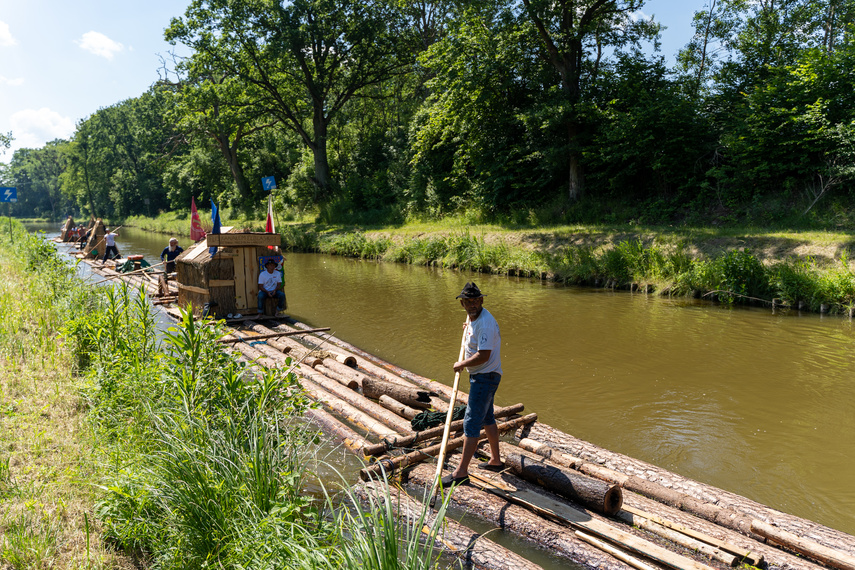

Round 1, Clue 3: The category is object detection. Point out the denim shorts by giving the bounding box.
[463,371,501,438]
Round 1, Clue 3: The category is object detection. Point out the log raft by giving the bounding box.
[74,255,855,570]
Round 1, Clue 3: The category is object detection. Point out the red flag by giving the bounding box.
[190,196,206,241]
[265,194,276,249]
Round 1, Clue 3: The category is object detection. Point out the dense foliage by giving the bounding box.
[2,0,855,225]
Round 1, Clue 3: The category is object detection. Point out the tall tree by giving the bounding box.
[517,0,659,199]
[166,0,414,197]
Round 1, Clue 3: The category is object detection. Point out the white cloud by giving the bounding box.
[76,31,124,60]
[0,20,17,47]
[0,75,24,87]
[9,108,76,152]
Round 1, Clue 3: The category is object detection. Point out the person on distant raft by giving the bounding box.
[257,258,286,315]
[442,281,504,487]
[101,228,120,262]
[160,237,184,273]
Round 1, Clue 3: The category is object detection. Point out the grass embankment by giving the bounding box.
[1,223,456,569]
[126,211,855,314]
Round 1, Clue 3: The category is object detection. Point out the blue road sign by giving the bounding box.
[261,176,277,191]
[0,187,17,202]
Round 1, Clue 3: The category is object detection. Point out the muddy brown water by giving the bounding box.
[37,225,855,537]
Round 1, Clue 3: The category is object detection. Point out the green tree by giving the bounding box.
[6,141,72,219]
[166,0,414,198]
[517,0,660,199]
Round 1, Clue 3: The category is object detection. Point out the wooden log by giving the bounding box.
[377,394,420,420]
[353,481,545,570]
[360,414,536,481]
[499,442,622,516]
[313,364,359,390]
[362,403,526,457]
[298,366,413,434]
[515,425,759,536]
[616,510,738,566]
[751,520,855,570]
[305,407,370,456]
[299,376,400,440]
[362,377,433,409]
[314,358,374,389]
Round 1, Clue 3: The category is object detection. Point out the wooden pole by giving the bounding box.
[429,325,468,502]
[359,413,536,482]
[91,261,166,284]
[362,403,525,457]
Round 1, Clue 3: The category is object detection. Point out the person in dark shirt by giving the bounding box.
[160,237,184,273]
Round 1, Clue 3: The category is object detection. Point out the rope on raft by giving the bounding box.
[410,405,466,432]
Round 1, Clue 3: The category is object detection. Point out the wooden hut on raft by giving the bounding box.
[59,216,76,242]
[175,228,283,319]
[82,218,107,258]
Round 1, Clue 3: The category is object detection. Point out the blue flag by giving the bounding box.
[209,199,221,256]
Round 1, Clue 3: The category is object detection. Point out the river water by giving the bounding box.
[38,225,855,536]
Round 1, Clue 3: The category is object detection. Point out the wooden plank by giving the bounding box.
[244,248,258,311]
[575,531,659,570]
[208,279,235,287]
[206,232,280,247]
[184,242,210,262]
[622,505,762,565]
[178,283,210,296]
[468,473,718,570]
[233,249,247,310]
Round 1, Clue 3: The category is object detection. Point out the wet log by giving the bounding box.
[515,424,759,536]
[378,394,420,420]
[404,463,643,570]
[362,403,526,457]
[299,376,400,440]
[298,366,413,434]
[284,321,468,404]
[360,414,536,481]
[751,520,855,570]
[362,377,433,409]
[499,442,622,516]
[616,510,738,566]
[305,407,369,455]
[217,329,330,344]
[228,339,280,369]
[353,481,545,570]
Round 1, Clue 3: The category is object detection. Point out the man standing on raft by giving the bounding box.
[443,282,503,486]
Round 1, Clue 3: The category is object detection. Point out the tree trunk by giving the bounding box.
[312,110,331,194]
[362,377,433,409]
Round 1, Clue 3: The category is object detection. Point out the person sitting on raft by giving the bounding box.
[257,259,286,315]
[160,237,184,273]
[101,228,120,262]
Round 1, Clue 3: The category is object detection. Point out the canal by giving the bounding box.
[40,224,855,536]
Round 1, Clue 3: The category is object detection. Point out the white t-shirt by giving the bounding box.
[258,269,281,293]
[104,233,116,247]
[463,307,502,375]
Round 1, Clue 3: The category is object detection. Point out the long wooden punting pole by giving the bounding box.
[217,328,331,344]
[91,261,166,284]
[353,481,545,570]
[428,326,468,503]
[362,403,525,457]
[359,414,537,482]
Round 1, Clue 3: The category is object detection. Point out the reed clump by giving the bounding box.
[280,229,855,314]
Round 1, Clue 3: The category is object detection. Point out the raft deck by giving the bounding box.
[75,255,855,570]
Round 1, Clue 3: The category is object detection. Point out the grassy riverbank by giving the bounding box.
[1,222,455,569]
[124,211,855,314]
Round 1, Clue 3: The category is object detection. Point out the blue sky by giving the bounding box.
[0,0,703,164]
